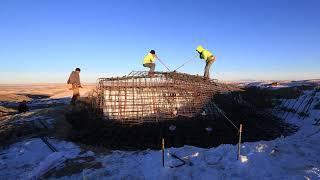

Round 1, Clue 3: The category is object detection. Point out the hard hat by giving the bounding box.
[150,50,156,54]
[196,45,204,52]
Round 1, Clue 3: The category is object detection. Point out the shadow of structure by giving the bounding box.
[0,95,70,148]
[17,94,50,100]
[65,72,298,150]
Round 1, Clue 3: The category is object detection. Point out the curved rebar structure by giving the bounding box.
[95,71,238,123]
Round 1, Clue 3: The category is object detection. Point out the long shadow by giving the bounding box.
[65,87,299,150]
[0,96,71,148]
[16,93,50,100]
[0,94,70,113]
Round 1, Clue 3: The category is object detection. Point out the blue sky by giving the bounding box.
[0,0,319,83]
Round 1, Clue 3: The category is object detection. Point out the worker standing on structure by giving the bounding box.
[196,45,216,79]
[143,50,158,77]
[67,68,82,105]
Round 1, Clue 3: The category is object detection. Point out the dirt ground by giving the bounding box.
[0,84,95,117]
[0,83,95,102]
[0,84,96,148]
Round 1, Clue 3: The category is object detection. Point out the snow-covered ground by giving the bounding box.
[235,79,320,89]
[0,84,319,179]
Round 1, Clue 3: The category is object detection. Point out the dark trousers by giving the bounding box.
[143,63,155,74]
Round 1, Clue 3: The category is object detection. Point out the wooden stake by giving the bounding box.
[162,138,165,167]
[237,124,243,160]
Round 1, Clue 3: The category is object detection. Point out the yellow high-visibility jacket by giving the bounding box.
[143,53,156,64]
[196,46,215,62]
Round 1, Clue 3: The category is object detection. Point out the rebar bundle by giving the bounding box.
[95,71,238,123]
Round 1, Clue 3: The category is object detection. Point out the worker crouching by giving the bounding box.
[143,50,158,77]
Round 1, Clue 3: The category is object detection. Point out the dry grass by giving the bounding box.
[0,94,31,102]
[0,106,17,113]
[0,106,17,119]
[0,83,95,100]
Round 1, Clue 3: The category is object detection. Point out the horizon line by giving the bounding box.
[0,78,319,86]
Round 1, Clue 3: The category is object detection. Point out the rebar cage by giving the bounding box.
[95,71,232,123]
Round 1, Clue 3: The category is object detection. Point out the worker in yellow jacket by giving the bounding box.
[143,50,158,76]
[196,45,216,79]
